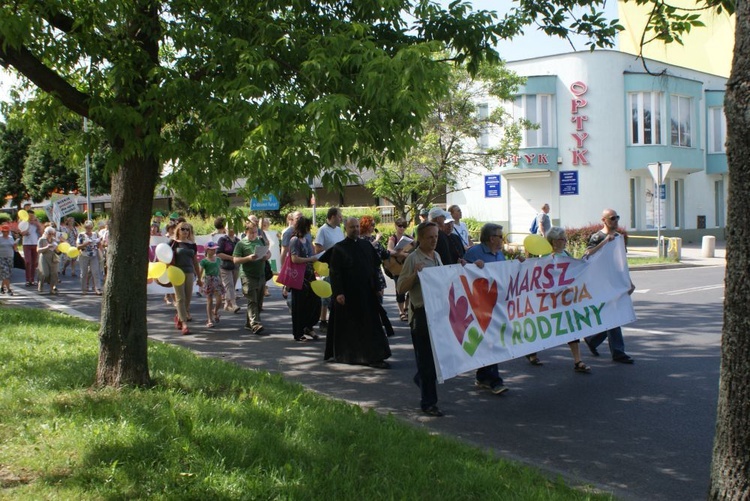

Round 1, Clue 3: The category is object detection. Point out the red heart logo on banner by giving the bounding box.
[448,283,474,344]
[460,275,497,332]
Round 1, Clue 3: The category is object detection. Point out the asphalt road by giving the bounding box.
[2,260,726,500]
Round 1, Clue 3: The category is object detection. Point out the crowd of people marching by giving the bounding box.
[1,203,634,417]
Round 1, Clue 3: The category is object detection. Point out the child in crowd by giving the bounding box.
[200,241,225,328]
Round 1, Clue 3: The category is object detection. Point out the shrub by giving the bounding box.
[564,224,628,258]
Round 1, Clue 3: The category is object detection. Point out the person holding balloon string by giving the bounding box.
[171,221,202,335]
[76,220,103,295]
[60,217,79,278]
[162,220,178,306]
[36,226,61,295]
[200,241,225,328]
[17,208,43,287]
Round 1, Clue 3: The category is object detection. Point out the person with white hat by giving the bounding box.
[428,207,456,265]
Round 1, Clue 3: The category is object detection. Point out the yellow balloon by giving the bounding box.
[313,261,329,277]
[148,261,167,279]
[310,279,332,298]
[524,234,554,256]
[17,209,29,222]
[57,242,71,254]
[272,274,285,287]
[60,232,68,240]
[167,266,186,286]
[66,247,80,259]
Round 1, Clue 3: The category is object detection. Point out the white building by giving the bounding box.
[449,50,728,242]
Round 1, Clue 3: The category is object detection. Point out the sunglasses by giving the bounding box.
[396,224,407,228]
[180,228,191,231]
[607,216,620,221]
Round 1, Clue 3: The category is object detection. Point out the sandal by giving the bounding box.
[574,361,592,373]
[304,328,320,341]
[206,321,214,328]
[294,335,308,342]
[399,312,408,322]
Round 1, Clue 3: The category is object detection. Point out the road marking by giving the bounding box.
[633,289,651,293]
[661,284,724,296]
[624,327,671,335]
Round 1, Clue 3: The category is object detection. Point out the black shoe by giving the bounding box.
[368,360,391,369]
[422,405,444,417]
[613,355,634,364]
[318,320,328,330]
[584,338,600,356]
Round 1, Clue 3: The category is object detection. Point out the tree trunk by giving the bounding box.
[95,154,159,387]
[709,1,750,498]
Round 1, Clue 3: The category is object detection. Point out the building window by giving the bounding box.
[708,106,727,154]
[629,92,663,145]
[670,95,693,147]
[629,178,637,228]
[715,179,725,227]
[513,94,555,148]
[477,103,490,150]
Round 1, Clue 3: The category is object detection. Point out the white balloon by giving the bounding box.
[155,243,173,264]
[156,270,170,285]
[18,221,29,232]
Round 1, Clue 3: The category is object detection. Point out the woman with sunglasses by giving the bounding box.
[386,218,413,321]
[171,221,203,334]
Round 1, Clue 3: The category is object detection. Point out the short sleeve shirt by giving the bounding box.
[314,224,344,250]
[233,237,266,279]
[397,247,442,309]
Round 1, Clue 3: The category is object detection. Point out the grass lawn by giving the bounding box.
[627,256,680,266]
[0,307,611,500]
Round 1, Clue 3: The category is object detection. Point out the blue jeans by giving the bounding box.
[585,327,627,359]
[410,307,438,410]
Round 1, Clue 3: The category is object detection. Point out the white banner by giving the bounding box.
[419,239,636,382]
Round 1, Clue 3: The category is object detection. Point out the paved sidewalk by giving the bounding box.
[0,241,727,500]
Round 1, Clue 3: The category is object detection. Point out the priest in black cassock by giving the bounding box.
[321,217,392,368]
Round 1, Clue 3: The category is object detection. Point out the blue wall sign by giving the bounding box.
[484,175,501,198]
[559,171,579,196]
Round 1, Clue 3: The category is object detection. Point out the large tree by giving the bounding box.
[367,62,526,222]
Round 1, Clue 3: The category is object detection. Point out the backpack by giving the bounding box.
[529,215,538,234]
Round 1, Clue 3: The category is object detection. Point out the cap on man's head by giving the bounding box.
[169,212,179,220]
[0,224,10,231]
[419,209,429,217]
[444,216,454,224]
[205,241,218,249]
[428,207,448,221]
[154,211,164,217]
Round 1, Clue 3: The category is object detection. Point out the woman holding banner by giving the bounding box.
[545,226,595,373]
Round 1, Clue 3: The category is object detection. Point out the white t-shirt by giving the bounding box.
[452,222,470,247]
[23,222,40,246]
[314,223,344,251]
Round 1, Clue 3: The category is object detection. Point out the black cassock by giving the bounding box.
[322,237,392,364]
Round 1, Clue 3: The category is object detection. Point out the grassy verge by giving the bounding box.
[0,307,610,500]
[627,256,680,266]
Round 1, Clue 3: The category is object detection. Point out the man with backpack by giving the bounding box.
[531,203,551,237]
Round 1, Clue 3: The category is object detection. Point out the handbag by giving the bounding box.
[276,253,306,290]
[382,254,405,279]
[13,250,25,269]
[264,260,274,281]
